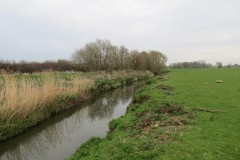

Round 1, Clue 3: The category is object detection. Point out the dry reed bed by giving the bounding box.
[0,72,94,122]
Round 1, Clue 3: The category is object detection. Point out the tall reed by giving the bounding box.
[0,72,94,122]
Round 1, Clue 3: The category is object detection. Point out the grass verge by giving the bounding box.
[69,68,240,160]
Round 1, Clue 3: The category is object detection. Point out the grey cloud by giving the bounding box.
[0,0,239,64]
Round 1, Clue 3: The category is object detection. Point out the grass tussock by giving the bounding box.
[0,72,94,122]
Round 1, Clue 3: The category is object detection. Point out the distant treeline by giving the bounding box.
[0,59,76,73]
[170,61,213,69]
[0,39,168,74]
[71,39,167,74]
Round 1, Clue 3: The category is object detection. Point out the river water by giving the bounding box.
[0,82,143,160]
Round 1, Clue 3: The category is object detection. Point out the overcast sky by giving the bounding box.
[0,0,239,65]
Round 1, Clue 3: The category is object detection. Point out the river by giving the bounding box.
[0,82,143,160]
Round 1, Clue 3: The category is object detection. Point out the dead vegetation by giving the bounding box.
[0,72,94,122]
[135,103,193,133]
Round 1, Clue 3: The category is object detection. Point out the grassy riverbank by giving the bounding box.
[0,70,152,141]
[70,68,240,160]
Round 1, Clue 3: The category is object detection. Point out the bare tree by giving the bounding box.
[71,39,167,72]
[148,51,167,74]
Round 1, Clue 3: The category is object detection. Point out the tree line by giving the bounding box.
[0,39,168,74]
[0,59,75,73]
[71,39,167,74]
[170,61,212,69]
[170,61,240,69]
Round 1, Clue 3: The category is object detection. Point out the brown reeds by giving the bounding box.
[0,72,94,122]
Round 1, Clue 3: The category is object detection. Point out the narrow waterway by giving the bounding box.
[0,82,143,160]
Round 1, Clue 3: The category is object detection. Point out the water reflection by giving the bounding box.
[88,86,134,120]
[0,82,143,160]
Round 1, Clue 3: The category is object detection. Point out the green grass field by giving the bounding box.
[70,68,240,160]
